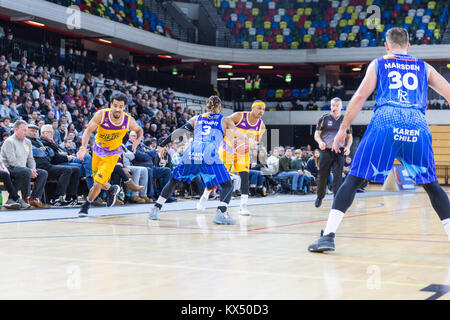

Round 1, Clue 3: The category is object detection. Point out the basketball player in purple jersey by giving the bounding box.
[308,28,450,252]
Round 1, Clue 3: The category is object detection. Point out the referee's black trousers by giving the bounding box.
[317,149,344,200]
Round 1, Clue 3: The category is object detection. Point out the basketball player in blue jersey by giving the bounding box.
[149,96,249,225]
[308,27,450,252]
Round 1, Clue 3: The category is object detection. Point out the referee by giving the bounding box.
[314,97,353,208]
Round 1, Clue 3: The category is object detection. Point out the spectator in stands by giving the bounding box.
[276,148,302,194]
[430,98,441,109]
[326,83,334,101]
[27,123,79,206]
[307,83,315,101]
[244,75,253,100]
[1,33,14,58]
[291,149,308,194]
[276,102,285,111]
[292,99,304,111]
[17,98,35,122]
[0,120,48,208]
[306,100,318,111]
[313,81,326,101]
[16,57,27,73]
[333,79,344,98]
[0,156,30,209]
[442,101,450,110]
[121,144,151,204]
[249,146,267,197]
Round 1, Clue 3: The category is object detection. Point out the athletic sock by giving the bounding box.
[323,209,345,236]
[442,218,450,242]
[201,188,212,199]
[240,194,248,209]
[155,196,166,209]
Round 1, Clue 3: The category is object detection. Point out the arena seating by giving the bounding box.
[47,0,175,38]
[215,0,449,49]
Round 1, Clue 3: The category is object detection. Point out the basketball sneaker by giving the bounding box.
[78,201,90,218]
[149,205,160,220]
[307,230,335,253]
[106,185,120,207]
[213,209,236,225]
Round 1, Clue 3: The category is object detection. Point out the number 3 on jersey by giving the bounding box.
[388,71,418,90]
[201,125,211,135]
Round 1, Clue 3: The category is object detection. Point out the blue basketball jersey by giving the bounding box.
[374,53,428,113]
[183,113,224,165]
[173,112,231,187]
[349,53,436,185]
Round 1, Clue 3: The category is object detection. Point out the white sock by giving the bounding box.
[442,218,450,242]
[202,188,212,199]
[156,196,166,207]
[240,194,248,208]
[323,209,345,236]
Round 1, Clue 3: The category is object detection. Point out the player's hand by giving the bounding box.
[332,129,347,153]
[77,147,87,161]
[319,141,326,150]
[343,146,351,156]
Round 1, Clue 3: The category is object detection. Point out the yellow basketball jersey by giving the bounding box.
[94,108,130,156]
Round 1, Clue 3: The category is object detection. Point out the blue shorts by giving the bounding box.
[172,161,231,188]
[350,106,437,185]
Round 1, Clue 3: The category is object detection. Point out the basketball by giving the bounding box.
[235,142,250,155]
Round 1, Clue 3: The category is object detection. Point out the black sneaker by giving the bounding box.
[106,185,120,207]
[50,198,69,207]
[308,230,335,253]
[78,201,90,217]
[315,197,323,208]
[66,197,79,207]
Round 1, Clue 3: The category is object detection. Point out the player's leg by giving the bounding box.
[213,179,236,225]
[79,154,120,216]
[309,122,397,252]
[197,184,214,211]
[422,181,450,242]
[149,163,196,220]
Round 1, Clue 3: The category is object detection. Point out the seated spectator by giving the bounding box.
[126,131,172,201]
[27,124,79,206]
[430,98,441,110]
[0,157,30,209]
[121,144,151,203]
[249,146,267,197]
[291,148,311,194]
[442,101,450,110]
[40,124,93,190]
[306,101,318,110]
[0,120,48,208]
[292,99,304,111]
[276,148,302,194]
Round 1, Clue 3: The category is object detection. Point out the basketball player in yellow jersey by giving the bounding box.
[77,92,143,217]
[197,100,266,216]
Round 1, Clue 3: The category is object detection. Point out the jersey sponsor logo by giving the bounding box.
[327,120,333,126]
[393,127,419,142]
[98,132,120,141]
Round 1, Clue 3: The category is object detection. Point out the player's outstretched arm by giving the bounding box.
[128,117,144,153]
[332,60,377,152]
[77,109,102,160]
[159,115,198,148]
[427,63,450,104]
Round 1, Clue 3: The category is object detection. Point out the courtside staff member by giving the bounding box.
[314,97,353,208]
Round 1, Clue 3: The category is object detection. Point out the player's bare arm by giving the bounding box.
[223,117,248,145]
[128,117,144,153]
[427,63,450,103]
[333,60,377,152]
[77,109,102,160]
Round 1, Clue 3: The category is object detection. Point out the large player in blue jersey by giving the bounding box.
[148,96,248,225]
[308,27,450,252]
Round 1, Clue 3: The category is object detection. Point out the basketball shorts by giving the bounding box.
[349,106,437,185]
[172,161,231,188]
[92,153,120,185]
[219,146,250,173]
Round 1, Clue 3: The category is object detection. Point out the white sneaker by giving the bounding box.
[196,196,208,211]
[149,206,160,220]
[239,206,252,216]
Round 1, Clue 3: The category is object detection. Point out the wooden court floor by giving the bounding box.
[0,185,448,300]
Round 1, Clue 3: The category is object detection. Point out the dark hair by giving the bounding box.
[110,92,128,105]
